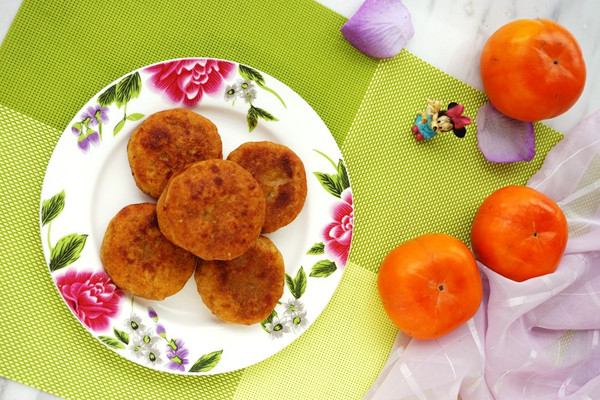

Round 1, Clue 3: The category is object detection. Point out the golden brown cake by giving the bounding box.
[227,141,307,233]
[100,202,197,300]
[127,108,222,198]
[156,159,266,260]
[194,236,285,325]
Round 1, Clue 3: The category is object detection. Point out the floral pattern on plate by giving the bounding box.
[42,58,351,375]
[260,151,353,338]
[99,304,223,372]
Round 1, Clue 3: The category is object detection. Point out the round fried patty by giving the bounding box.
[156,159,266,261]
[194,236,285,325]
[100,203,197,300]
[227,141,307,233]
[127,108,222,199]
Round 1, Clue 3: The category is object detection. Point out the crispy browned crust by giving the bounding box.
[127,108,222,199]
[100,203,197,300]
[156,159,266,260]
[194,236,285,325]
[227,141,307,233]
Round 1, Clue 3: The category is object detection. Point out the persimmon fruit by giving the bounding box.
[480,19,586,121]
[377,233,482,340]
[470,185,568,282]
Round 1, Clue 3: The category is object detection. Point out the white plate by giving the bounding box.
[39,58,353,375]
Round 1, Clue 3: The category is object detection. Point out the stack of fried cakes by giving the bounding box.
[100,108,307,325]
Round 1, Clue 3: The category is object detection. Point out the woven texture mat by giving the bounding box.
[0,0,562,399]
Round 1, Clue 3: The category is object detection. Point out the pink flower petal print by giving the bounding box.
[56,269,123,332]
[322,188,354,268]
[146,58,235,107]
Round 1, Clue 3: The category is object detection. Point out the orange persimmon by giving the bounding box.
[480,19,586,121]
[470,185,568,282]
[377,233,482,340]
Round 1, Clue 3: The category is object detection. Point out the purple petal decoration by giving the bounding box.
[476,102,536,163]
[77,135,90,153]
[98,106,110,123]
[341,0,414,59]
[148,306,158,321]
[156,323,166,338]
[87,132,100,146]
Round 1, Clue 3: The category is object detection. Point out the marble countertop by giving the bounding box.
[1,0,598,398]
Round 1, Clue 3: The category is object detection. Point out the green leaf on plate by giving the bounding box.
[49,233,88,272]
[189,350,223,373]
[41,190,65,226]
[307,242,325,255]
[253,106,278,122]
[113,328,129,345]
[286,267,307,299]
[113,119,126,136]
[247,106,277,132]
[247,107,258,132]
[312,150,350,198]
[99,335,126,350]
[97,84,117,107]
[126,113,145,121]
[314,172,341,198]
[337,159,350,192]
[115,72,141,107]
[239,64,265,85]
[310,260,337,278]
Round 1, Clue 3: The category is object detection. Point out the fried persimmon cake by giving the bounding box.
[156,159,266,261]
[127,108,222,199]
[100,203,197,300]
[194,236,285,325]
[227,141,307,233]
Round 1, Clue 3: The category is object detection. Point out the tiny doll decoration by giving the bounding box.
[411,100,473,142]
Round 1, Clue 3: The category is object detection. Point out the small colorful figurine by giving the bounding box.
[411,100,472,142]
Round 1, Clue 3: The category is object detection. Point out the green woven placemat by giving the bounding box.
[0,0,377,148]
[343,53,563,273]
[0,0,563,399]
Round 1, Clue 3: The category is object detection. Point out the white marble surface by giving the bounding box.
[1,0,599,398]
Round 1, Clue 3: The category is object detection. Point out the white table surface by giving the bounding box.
[1,0,599,399]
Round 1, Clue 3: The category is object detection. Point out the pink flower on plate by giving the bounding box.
[323,188,354,268]
[56,269,123,331]
[145,58,236,107]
